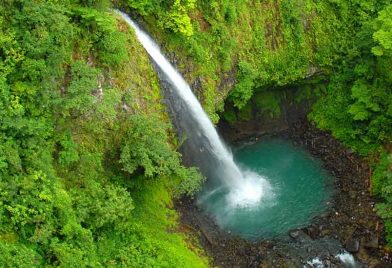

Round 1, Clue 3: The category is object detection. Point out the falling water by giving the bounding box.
[117,11,270,207]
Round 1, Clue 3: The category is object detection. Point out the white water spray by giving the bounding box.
[335,251,359,267]
[117,11,270,207]
[306,257,324,268]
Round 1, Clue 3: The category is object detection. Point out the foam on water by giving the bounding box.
[197,139,331,240]
[335,251,359,267]
[306,257,324,268]
[227,172,272,208]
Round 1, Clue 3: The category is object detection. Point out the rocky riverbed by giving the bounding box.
[175,120,392,267]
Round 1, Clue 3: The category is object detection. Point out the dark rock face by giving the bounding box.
[175,120,391,268]
[346,239,360,253]
[289,229,311,243]
[303,225,319,240]
[219,88,311,142]
[363,236,379,249]
[289,229,302,240]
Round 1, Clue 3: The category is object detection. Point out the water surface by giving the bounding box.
[198,139,332,240]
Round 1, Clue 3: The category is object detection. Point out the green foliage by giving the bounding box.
[373,151,392,244]
[126,0,195,36]
[120,114,204,194]
[94,177,207,268]
[222,107,237,124]
[0,1,207,266]
[348,80,380,121]
[120,114,179,177]
[372,4,392,57]
[98,30,129,67]
[372,150,392,196]
[309,1,391,155]
[175,166,205,197]
[1,171,74,239]
[237,102,253,122]
[123,0,390,248]
[0,171,100,266]
[60,61,99,118]
[162,0,196,37]
[303,1,392,245]
[254,91,282,119]
[2,0,390,263]
[58,132,80,167]
[229,61,257,109]
[0,241,42,268]
[70,181,134,232]
[73,7,129,67]
[120,0,349,120]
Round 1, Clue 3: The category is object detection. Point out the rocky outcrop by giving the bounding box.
[176,120,392,267]
[219,88,311,141]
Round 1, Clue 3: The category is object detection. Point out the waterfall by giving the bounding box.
[118,11,269,207]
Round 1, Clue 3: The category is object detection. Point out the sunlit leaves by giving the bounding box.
[348,80,380,121]
[372,4,392,56]
[0,241,42,268]
[70,181,134,231]
[0,1,207,266]
[60,61,99,118]
[229,61,256,109]
[126,0,195,36]
[120,114,181,177]
[58,132,80,167]
[120,114,204,194]
[374,151,392,243]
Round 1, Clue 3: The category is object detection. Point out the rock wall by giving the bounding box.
[219,87,312,142]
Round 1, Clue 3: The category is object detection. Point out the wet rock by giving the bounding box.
[349,191,357,199]
[363,236,379,249]
[320,229,332,237]
[357,246,371,264]
[324,259,332,267]
[304,226,319,240]
[319,212,330,218]
[345,239,360,253]
[289,229,311,242]
[176,119,392,267]
[289,229,301,240]
[345,149,354,155]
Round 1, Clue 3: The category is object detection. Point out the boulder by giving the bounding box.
[289,229,301,240]
[345,239,360,253]
[303,226,319,240]
[289,229,311,243]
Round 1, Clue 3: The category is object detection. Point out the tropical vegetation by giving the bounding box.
[0,0,391,266]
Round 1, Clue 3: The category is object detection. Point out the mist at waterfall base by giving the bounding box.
[198,139,332,240]
[118,11,331,240]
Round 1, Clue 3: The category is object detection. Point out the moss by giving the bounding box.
[122,0,343,121]
[237,102,253,121]
[61,13,209,266]
[0,3,208,266]
[254,91,282,119]
[222,107,238,124]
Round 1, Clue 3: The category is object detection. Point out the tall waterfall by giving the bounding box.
[118,11,269,207]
